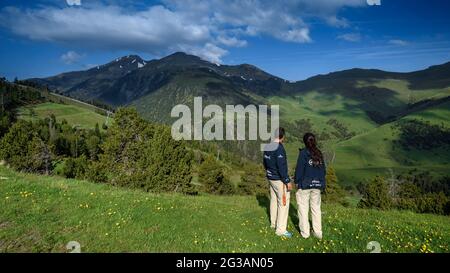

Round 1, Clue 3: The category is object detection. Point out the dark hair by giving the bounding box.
[275,127,285,139]
[303,132,323,166]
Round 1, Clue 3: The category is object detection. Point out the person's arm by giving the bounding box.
[262,152,267,170]
[294,150,306,185]
[276,146,290,184]
[294,150,302,184]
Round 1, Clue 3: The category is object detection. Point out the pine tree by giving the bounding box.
[358,176,393,210]
[98,107,194,194]
[198,156,234,195]
[0,120,35,171]
[28,136,52,174]
[322,166,346,204]
[237,165,267,195]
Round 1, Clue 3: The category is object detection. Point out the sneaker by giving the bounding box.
[313,232,323,240]
[277,231,293,238]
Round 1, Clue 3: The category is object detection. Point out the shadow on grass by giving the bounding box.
[256,194,300,233]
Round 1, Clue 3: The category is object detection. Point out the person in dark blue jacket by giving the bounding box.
[294,132,326,239]
[263,127,293,238]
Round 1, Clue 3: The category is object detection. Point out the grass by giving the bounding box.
[17,102,111,130]
[268,92,377,135]
[333,100,450,185]
[0,166,449,253]
[356,79,450,105]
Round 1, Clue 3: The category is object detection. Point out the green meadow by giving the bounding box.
[333,100,450,185]
[356,79,450,104]
[0,166,448,253]
[269,92,377,134]
[17,102,111,130]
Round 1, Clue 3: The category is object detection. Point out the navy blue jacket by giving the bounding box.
[262,142,291,184]
[294,148,326,190]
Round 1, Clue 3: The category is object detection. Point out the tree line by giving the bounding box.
[358,170,450,215]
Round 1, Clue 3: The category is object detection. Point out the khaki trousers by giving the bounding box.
[296,189,322,238]
[269,180,290,235]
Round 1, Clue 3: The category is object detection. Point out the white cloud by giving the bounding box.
[0,0,367,63]
[389,39,409,46]
[337,33,362,42]
[325,16,349,27]
[66,0,82,6]
[186,43,229,64]
[277,28,311,43]
[217,35,247,47]
[61,51,82,64]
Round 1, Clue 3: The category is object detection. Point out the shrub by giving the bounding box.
[85,161,108,184]
[237,165,267,195]
[86,135,101,160]
[395,198,419,212]
[0,112,13,138]
[198,156,234,195]
[60,156,88,179]
[416,192,449,215]
[358,176,392,210]
[322,166,347,205]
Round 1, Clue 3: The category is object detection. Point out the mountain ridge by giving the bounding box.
[27,52,450,124]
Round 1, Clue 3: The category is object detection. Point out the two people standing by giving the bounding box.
[263,128,326,239]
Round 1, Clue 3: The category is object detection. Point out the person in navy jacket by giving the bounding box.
[263,127,293,238]
[294,132,326,239]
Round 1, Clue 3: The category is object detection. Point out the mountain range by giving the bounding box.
[29,52,450,125]
[27,52,450,184]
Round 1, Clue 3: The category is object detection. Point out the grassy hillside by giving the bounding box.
[269,92,377,134]
[17,102,111,130]
[0,165,449,253]
[334,100,450,185]
[264,77,450,185]
[356,79,450,104]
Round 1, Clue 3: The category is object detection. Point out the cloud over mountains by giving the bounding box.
[0,0,366,63]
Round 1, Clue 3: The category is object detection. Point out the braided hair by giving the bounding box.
[303,132,324,167]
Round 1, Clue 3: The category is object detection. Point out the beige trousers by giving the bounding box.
[269,180,290,235]
[296,189,322,239]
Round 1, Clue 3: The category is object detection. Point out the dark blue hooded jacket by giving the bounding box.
[262,142,291,184]
[294,148,326,190]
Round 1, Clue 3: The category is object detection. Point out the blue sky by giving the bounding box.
[0,0,449,81]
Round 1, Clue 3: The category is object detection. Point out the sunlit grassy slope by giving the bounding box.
[268,92,377,135]
[267,79,449,185]
[356,79,450,104]
[0,166,449,253]
[17,102,111,130]
[333,100,450,185]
